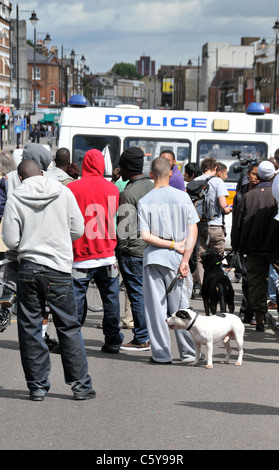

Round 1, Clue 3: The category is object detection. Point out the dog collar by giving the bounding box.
[186,312,199,331]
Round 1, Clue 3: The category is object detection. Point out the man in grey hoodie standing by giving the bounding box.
[2,160,95,401]
[45,147,74,186]
[0,143,54,332]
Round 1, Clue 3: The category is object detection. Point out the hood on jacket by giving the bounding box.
[22,143,53,171]
[46,167,73,182]
[12,175,62,209]
[82,149,105,178]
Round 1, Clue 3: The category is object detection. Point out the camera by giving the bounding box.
[231,150,257,173]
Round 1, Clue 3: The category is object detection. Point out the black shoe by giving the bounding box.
[0,288,16,308]
[243,315,253,324]
[101,344,120,354]
[256,323,265,332]
[74,389,96,400]
[29,389,47,401]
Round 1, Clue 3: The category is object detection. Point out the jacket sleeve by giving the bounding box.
[69,190,85,241]
[231,197,245,251]
[2,200,21,250]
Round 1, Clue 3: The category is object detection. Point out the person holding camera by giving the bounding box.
[231,160,279,332]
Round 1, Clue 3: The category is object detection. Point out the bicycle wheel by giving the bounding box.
[87,280,103,312]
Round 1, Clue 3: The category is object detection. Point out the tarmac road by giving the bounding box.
[1,280,279,453]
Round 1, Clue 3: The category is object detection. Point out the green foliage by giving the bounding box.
[111,62,142,79]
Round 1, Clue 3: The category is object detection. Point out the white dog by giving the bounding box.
[166,309,244,369]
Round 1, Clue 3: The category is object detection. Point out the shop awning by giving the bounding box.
[39,113,57,123]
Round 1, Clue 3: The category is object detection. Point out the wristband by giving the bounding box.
[169,240,175,250]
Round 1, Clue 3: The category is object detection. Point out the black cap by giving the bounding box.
[119,147,144,174]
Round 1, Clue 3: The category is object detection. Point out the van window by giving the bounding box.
[124,138,191,173]
[72,135,121,175]
[197,140,267,181]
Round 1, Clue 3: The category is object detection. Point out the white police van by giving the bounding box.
[58,95,279,248]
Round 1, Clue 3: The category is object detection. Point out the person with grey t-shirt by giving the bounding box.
[138,156,199,364]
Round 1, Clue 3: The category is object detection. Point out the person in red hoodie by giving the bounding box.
[68,149,124,353]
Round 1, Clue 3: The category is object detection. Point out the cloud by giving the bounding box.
[21,0,278,73]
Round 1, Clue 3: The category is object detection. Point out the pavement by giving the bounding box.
[1,273,279,452]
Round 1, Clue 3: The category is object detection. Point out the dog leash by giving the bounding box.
[166,272,181,294]
[166,271,191,310]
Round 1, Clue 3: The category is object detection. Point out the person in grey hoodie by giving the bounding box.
[6,142,54,197]
[45,147,74,186]
[2,159,95,401]
[0,143,54,331]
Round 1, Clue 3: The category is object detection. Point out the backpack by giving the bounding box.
[186,176,217,222]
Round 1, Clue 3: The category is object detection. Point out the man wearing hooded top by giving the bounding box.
[2,159,94,400]
[0,143,53,315]
[231,160,279,332]
[116,147,154,351]
[68,148,124,353]
[45,147,74,186]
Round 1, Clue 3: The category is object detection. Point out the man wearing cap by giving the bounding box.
[116,147,153,351]
[231,160,279,331]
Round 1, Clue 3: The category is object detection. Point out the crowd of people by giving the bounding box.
[0,141,279,400]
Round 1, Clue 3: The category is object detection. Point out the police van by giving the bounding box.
[58,95,279,247]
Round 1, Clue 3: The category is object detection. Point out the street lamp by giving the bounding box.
[29,10,39,114]
[15,5,38,147]
[273,19,279,112]
[70,49,76,94]
[37,32,51,46]
[78,55,86,93]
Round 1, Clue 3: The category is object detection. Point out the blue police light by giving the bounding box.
[246,102,266,115]
[68,94,88,107]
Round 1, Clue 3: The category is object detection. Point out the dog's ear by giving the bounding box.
[176,310,190,319]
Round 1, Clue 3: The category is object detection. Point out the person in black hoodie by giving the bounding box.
[231,161,259,321]
[231,160,279,331]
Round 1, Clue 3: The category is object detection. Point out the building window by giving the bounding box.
[50,89,55,104]
[32,66,41,80]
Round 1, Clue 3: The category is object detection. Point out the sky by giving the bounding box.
[15,0,279,74]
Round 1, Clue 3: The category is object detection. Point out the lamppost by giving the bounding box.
[273,19,279,112]
[70,49,76,94]
[76,54,86,94]
[29,11,39,115]
[61,48,74,106]
[37,32,51,47]
[15,5,38,147]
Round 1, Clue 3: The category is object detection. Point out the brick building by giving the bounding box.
[27,43,63,111]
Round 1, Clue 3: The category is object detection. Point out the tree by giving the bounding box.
[111,62,142,79]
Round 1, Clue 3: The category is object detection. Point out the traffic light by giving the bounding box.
[0,113,6,129]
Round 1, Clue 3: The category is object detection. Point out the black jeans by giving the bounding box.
[246,252,279,322]
[17,261,92,395]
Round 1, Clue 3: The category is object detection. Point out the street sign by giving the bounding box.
[15,126,21,134]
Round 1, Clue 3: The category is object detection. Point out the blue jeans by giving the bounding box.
[72,264,124,348]
[17,261,92,395]
[118,255,149,344]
